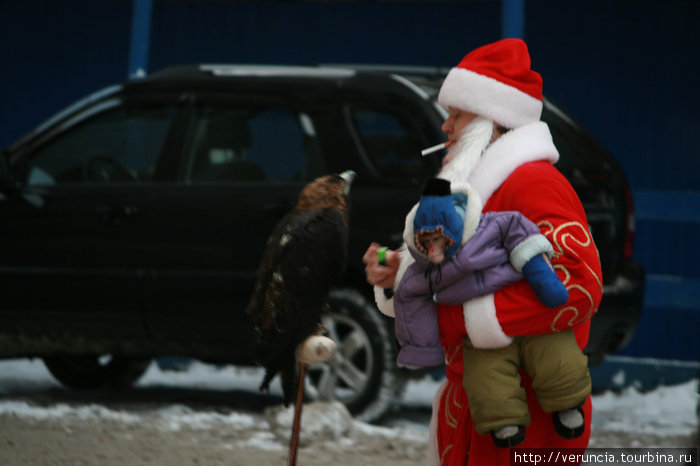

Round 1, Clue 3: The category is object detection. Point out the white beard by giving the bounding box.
[437,116,494,185]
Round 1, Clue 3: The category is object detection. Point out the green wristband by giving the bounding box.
[377,247,388,266]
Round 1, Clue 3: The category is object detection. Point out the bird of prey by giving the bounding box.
[247,170,355,405]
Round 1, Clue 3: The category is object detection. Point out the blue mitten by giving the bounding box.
[522,253,569,308]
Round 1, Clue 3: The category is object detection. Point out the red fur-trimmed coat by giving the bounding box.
[374,122,603,465]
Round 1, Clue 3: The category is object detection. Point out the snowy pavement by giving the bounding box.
[0,358,697,465]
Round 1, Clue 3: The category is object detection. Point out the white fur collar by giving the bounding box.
[386,121,559,305]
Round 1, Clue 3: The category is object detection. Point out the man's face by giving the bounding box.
[441,108,478,145]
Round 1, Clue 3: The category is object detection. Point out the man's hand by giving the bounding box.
[362,242,400,289]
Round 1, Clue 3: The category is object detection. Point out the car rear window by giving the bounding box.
[349,108,427,182]
[183,105,311,183]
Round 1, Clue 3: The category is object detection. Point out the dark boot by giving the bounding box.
[553,407,585,439]
[491,425,526,448]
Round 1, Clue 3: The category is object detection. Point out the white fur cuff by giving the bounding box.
[509,234,553,272]
[463,294,513,348]
[374,285,395,317]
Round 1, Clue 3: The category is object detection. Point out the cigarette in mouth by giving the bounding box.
[421,140,453,156]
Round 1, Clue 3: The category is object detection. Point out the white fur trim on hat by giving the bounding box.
[463,294,513,348]
[438,67,543,129]
[509,234,554,272]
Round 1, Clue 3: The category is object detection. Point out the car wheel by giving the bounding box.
[304,288,405,423]
[42,354,151,390]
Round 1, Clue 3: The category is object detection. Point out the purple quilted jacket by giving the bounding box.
[393,211,544,368]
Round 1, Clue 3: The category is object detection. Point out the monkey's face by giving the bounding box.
[418,230,451,264]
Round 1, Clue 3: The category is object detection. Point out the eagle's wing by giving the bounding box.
[247,207,348,401]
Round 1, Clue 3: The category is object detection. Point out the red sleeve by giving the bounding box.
[485,162,603,348]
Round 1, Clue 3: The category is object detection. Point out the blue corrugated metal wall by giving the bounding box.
[523,1,700,363]
[1,0,698,363]
[148,1,500,69]
[0,0,132,149]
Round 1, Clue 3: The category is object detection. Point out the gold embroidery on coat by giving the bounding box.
[551,307,579,330]
[554,264,571,285]
[452,383,463,409]
[446,344,461,365]
[539,220,602,330]
[444,384,459,428]
[440,444,453,466]
[583,260,603,293]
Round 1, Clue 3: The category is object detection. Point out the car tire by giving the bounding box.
[304,288,405,423]
[42,354,151,390]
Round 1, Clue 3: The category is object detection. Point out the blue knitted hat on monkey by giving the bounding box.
[413,178,466,258]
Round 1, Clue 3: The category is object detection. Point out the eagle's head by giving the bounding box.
[295,170,356,215]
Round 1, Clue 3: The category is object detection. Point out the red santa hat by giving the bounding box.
[438,38,543,129]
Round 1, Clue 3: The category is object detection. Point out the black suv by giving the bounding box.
[0,64,644,422]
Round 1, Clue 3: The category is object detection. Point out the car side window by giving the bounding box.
[350,108,425,181]
[184,105,310,183]
[22,102,175,185]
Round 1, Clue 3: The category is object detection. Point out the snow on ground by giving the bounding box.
[0,358,698,453]
[591,381,698,439]
[0,359,276,433]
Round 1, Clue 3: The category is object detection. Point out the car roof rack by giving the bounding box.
[319,63,450,78]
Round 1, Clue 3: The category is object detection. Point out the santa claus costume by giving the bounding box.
[373,39,603,465]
